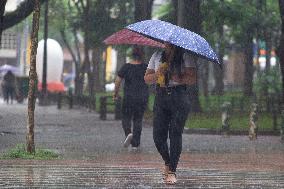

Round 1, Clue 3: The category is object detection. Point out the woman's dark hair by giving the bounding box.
[161,46,185,87]
[161,46,184,77]
[131,47,144,61]
[171,46,184,77]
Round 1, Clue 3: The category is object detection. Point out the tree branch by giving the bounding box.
[60,29,78,68]
[2,0,46,31]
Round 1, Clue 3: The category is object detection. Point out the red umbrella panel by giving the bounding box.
[103,29,165,48]
[38,82,65,92]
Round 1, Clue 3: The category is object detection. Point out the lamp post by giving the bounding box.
[42,0,48,102]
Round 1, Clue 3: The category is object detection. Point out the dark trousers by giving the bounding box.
[153,86,190,172]
[5,86,15,104]
[122,96,148,147]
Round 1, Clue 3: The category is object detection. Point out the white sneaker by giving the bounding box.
[130,147,139,153]
[123,133,133,148]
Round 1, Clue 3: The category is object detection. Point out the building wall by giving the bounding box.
[0,30,17,66]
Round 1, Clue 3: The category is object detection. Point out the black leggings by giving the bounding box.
[153,86,190,172]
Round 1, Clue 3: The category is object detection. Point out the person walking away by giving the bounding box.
[144,43,197,184]
[3,70,16,104]
[113,48,149,151]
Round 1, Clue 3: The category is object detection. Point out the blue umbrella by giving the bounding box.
[0,64,20,74]
[127,20,220,65]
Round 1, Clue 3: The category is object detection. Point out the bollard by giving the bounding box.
[281,106,284,141]
[91,96,96,111]
[240,97,244,112]
[249,103,258,140]
[221,101,231,136]
[114,97,122,120]
[100,96,107,120]
[87,96,96,112]
[205,96,210,112]
[68,90,73,109]
[271,96,277,131]
[57,92,62,109]
[230,97,235,112]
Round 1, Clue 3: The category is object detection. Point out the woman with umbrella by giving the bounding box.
[144,42,197,184]
[104,19,219,185]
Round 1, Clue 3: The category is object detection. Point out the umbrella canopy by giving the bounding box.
[127,20,219,64]
[104,20,219,64]
[104,28,164,48]
[0,64,20,73]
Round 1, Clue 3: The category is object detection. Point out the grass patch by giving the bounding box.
[186,113,278,131]
[0,144,60,160]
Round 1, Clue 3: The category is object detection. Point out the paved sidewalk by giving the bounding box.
[0,102,284,188]
[0,159,284,188]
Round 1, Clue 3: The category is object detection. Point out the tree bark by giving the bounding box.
[179,0,202,112]
[200,60,209,96]
[134,0,154,63]
[212,1,224,95]
[243,28,254,96]
[171,0,178,24]
[92,47,102,92]
[116,48,126,72]
[27,0,40,154]
[278,0,284,103]
[80,0,92,96]
[134,0,153,21]
[60,29,82,95]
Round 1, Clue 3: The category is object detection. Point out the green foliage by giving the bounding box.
[153,1,175,23]
[1,144,60,160]
[89,0,134,46]
[253,66,282,96]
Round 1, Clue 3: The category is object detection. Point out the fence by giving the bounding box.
[197,93,282,132]
[47,92,122,120]
[199,94,282,114]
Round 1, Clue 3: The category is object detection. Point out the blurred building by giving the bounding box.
[0,29,18,66]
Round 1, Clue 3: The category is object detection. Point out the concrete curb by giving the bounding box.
[184,128,281,136]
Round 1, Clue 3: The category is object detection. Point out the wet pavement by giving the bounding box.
[0,101,284,188]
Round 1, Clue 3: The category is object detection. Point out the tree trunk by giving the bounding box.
[134,0,153,21]
[134,0,154,62]
[60,29,82,96]
[180,0,202,112]
[212,7,224,95]
[92,47,102,92]
[171,0,178,24]
[177,0,185,26]
[73,29,83,96]
[82,0,92,96]
[200,60,209,96]
[243,28,254,96]
[0,0,7,45]
[278,0,284,103]
[116,48,126,72]
[27,0,40,154]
